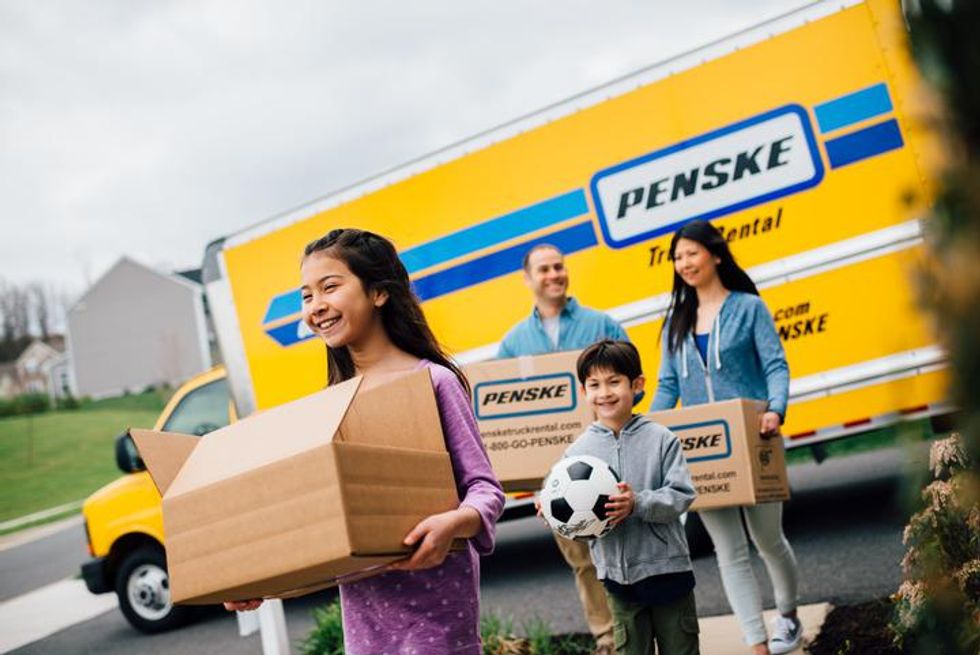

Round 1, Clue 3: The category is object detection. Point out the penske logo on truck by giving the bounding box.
[668,419,733,463]
[474,373,577,420]
[591,105,824,248]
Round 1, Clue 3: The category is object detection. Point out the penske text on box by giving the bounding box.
[130,369,459,605]
[465,351,593,491]
[648,399,790,510]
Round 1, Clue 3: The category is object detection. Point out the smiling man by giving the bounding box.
[496,243,628,655]
[498,244,628,359]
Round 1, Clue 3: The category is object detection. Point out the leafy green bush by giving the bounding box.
[299,600,345,655]
[298,601,587,655]
[480,611,522,655]
[0,392,50,417]
[892,434,979,653]
[54,395,80,411]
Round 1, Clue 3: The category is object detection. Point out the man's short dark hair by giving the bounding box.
[576,340,642,384]
[521,243,564,271]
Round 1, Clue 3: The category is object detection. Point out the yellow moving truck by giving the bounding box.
[206,0,947,446]
[81,0,951,633]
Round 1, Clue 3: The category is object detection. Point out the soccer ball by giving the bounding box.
[539,455,621,540]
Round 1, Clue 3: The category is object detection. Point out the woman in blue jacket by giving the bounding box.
[651,220,801,655]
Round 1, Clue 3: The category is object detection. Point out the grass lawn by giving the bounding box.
[0,390,171,524]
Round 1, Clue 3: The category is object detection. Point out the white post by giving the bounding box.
[236,609,260,637]
[258,599,290,655]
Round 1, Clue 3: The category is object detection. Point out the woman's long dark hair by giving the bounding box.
[661,220,759,354]
[303,228,470,393]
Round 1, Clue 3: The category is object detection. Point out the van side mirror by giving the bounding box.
[115,431,145,473]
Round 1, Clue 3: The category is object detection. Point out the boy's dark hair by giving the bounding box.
[576,340,642,384]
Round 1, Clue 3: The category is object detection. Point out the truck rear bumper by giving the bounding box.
[81,557,111,594]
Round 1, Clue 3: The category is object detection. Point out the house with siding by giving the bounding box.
[67,257,212,398]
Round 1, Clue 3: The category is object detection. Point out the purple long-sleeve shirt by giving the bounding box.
[339,360,505,655]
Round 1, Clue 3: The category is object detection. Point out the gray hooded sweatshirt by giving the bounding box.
[565,415,696,584]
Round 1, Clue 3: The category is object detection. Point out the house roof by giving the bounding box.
[176,268,203,285]
[16,339,61,365]
[44,335,65,353]
[68,256,202,314]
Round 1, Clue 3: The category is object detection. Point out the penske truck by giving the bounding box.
[81,0,952,633]
[203,0,948,453]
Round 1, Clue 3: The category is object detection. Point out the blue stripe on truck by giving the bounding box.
[263,289,303,325]
[412,220,598,302]
[813,83,893,134]
[824,119,904,169]
[399,189,589,274]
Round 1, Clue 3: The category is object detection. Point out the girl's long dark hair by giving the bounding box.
[662,220,759,353]
[303,228,471,393]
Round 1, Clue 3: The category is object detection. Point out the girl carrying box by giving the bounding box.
[226,228,504,655]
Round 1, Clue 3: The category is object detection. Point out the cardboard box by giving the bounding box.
[465,351,593,491]
[647,399,790,511]
[130,369,460,605]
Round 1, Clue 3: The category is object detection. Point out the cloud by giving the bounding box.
[0,0,807,294]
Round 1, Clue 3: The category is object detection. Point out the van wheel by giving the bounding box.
[115,546,193,633]
[683,512,713,558]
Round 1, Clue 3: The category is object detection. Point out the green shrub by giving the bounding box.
[892,434,980,653]
[299,600,345,655]
[298,601,581,655]
[0,392,50,417]
[480,611,522,655]
[523,617,554,655]
[54,395,80,411]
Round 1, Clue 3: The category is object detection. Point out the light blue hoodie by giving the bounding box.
[651,291,790,419]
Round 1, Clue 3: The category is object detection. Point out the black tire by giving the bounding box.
[114,546,194,633]
[683,511,714,559]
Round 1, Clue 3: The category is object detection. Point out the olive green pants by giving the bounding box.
[605,588,700,655]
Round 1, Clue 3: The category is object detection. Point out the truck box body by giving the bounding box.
[203,0,948,489]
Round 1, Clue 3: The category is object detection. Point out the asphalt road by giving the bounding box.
[0,517,88,603]
[3,444,929,654]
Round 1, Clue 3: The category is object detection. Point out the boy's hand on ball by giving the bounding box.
[605,482,635,526]
[224,599,263,612]
[391,510,458,571]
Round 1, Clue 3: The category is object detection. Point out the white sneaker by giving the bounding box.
[768,615,802,654]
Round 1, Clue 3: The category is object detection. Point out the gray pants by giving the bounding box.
[699,502,799,646]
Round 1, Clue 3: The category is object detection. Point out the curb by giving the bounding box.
[0,501,84,532]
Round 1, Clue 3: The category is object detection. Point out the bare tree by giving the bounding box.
[0,279,14,344]
[0,280,30,361]
[28,282,51,340]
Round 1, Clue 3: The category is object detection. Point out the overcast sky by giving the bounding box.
[1,0,812,298]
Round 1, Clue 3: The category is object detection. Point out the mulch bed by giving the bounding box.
[806,598,915,655]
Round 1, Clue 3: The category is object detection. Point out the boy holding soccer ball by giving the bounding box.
[568,339,700,655]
